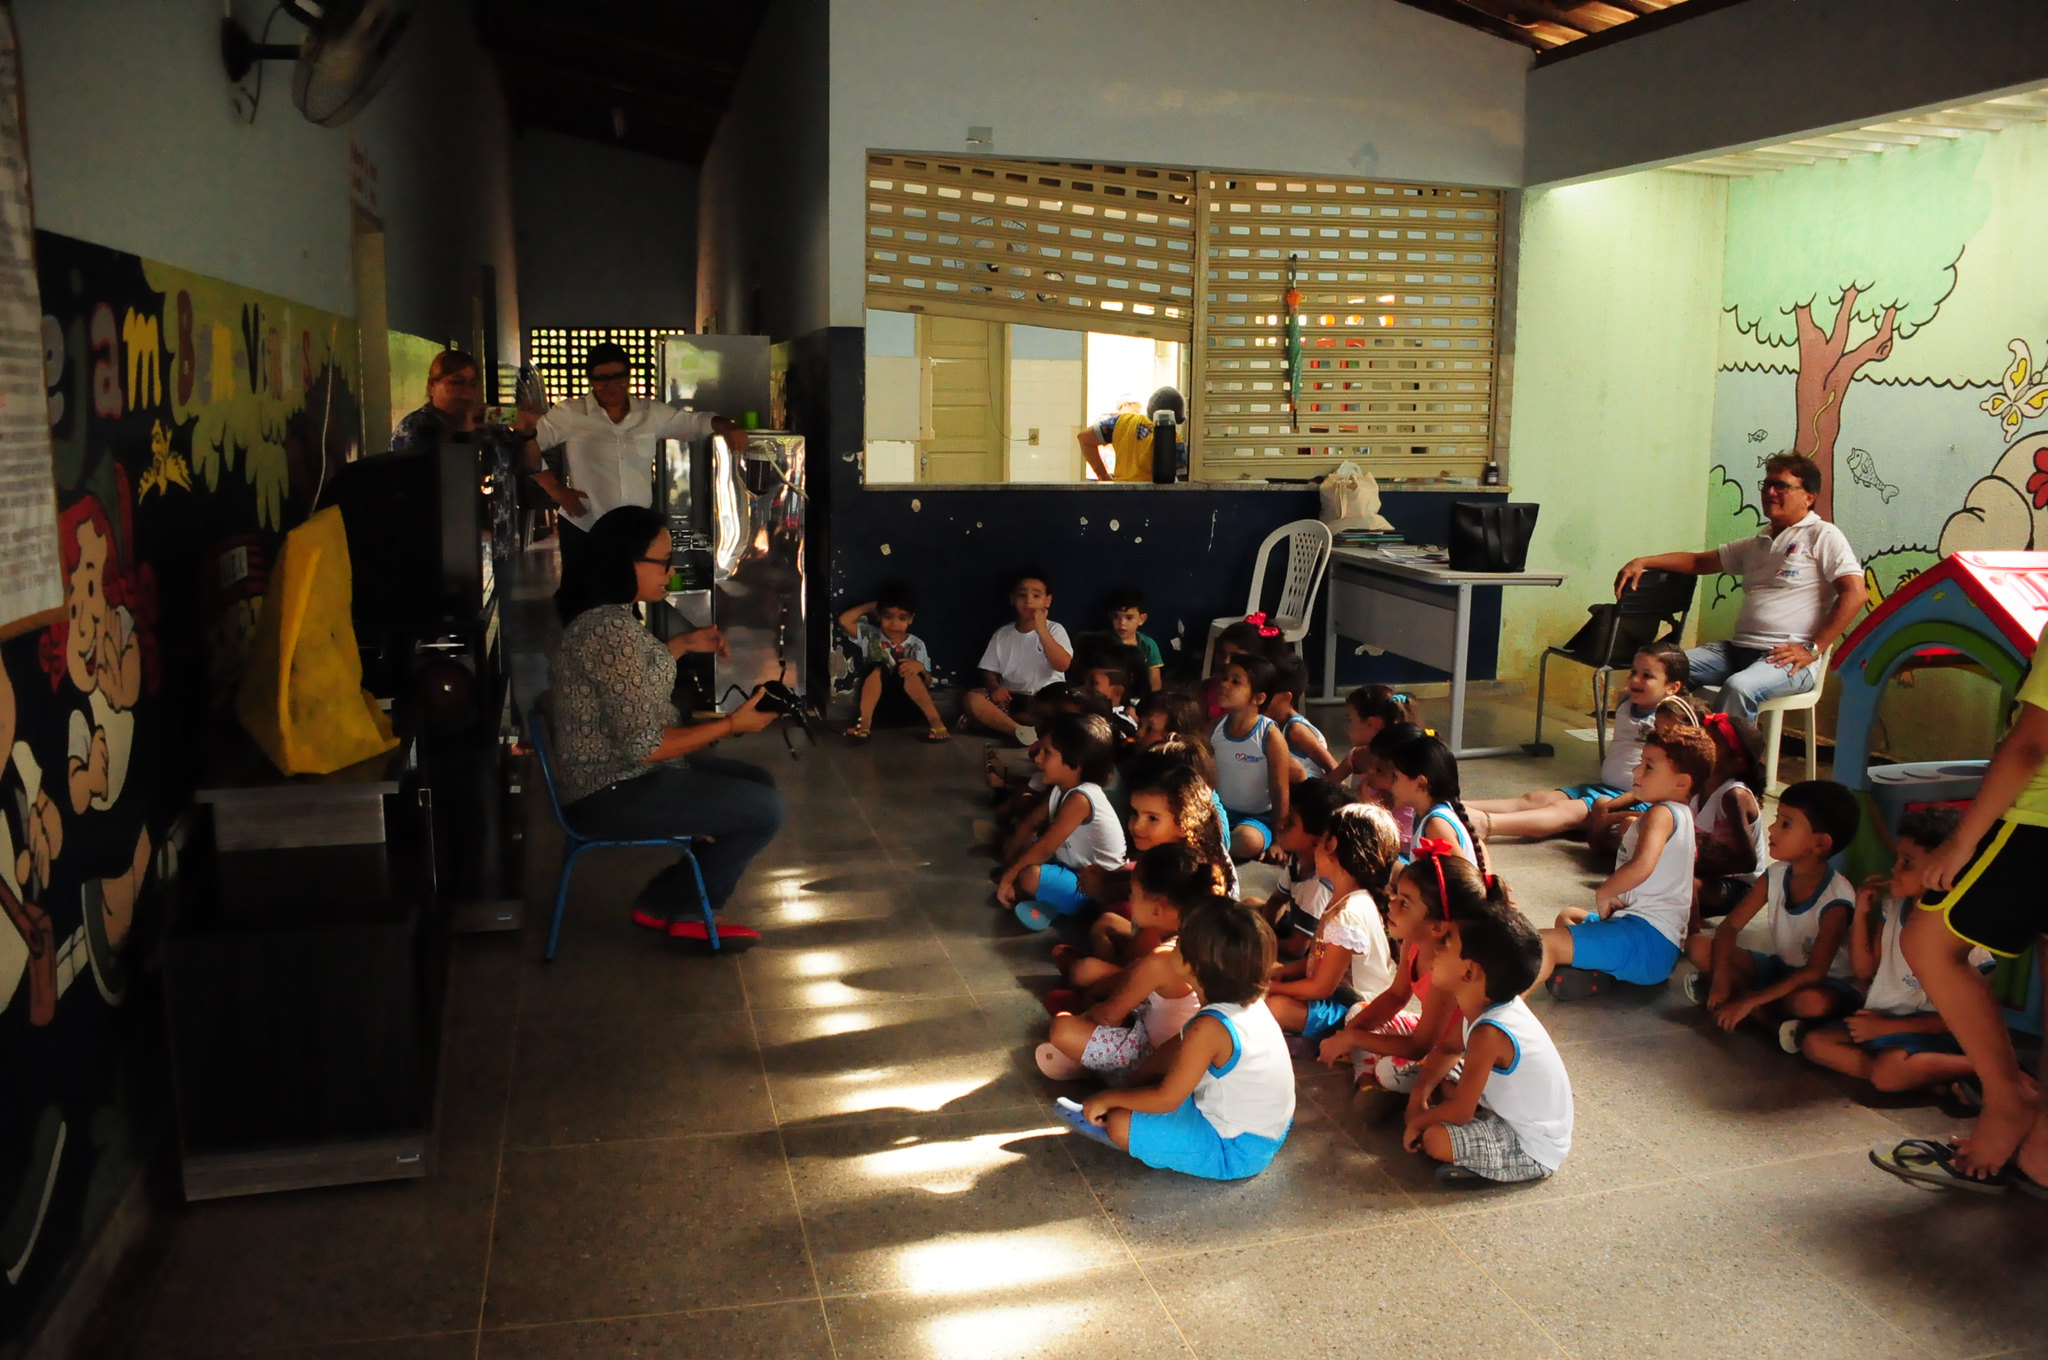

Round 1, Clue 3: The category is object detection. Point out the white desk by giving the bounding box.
[1321,548,1565,758]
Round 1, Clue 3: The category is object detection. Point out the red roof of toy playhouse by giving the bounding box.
[1836,552,2048,670]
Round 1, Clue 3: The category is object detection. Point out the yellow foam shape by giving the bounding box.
[236,505,398,775]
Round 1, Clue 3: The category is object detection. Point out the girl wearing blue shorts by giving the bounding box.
[1211,655,1291,860]
[1060,901,1296,1180]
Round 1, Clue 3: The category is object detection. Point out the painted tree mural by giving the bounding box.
[1723,139,1994,520]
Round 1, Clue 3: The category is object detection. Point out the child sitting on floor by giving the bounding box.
[836,584,950,742]
[1265,803,1400,1042]
[997,713,1128,931]
[965,569,1073,745]
[1386,732,1485,868]
[1685,779,1864,1052]
[1212,654,1293,859]
[1077,656,1140,742]
[1264,652,1340,781]
[1800,806,1983,1098]
[1533,725,1716,1001]
[1062,900,1296,1180]
[1340,686,1423,790]
[1404,873,1574,1185]
[1467,642,1687,841]
[1691,711,1767,926]
[1135,688,1208,751]
[1358,720,1424,843]
[1203,620,1270,718]
[1259,778,1358,962]
[1319,845,1469,1110]
[1053,752,1233,1000]
[1107,587,1165,692]
[1038,844,1209,1082]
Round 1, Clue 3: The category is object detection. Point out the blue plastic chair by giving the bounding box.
[527,712,719,961]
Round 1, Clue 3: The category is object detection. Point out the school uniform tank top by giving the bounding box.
[1762,863,1857,979]
[1612,800,1696,947]
[1049,782,1128,871]
[1694,777,1766,883]
[1188,1001,1296,1141]
[1466,997,1574,1171]
[1410,802,1473,860]
[1280,713,1328,779]
[1863,897,1939,1016]
[1599,699,1657,790]
[1212,715,1278,814]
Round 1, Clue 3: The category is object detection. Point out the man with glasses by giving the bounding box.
[516,342,746,573]
[1614,453,1866,725]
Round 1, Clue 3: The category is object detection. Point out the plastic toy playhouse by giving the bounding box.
[1832,551,2048,1034]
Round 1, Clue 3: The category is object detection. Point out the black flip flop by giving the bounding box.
[2012,1163,2048,1203]
[1868,1137,2008,1196]
[1433,1164,1494,1188]
[1546,966,1611,1002]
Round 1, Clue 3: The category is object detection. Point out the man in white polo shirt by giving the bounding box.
[1615,453,1867,726]
[517,342,746,570]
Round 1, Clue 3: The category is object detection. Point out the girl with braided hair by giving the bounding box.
[1386,733,1487,872]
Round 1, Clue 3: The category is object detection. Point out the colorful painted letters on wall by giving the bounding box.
[1707,122,2048,633]
[0,231,359,1346]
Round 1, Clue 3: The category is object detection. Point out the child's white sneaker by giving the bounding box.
[1013,724,1038,747]
[1777,1019,1805,1054]
[1681,969,1707,1006]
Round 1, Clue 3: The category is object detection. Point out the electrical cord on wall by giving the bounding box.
[232,3,288,124]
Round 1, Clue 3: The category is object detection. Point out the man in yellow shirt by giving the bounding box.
[1078,387,1184,482]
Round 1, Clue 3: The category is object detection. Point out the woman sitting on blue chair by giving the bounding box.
[547,505,785,950]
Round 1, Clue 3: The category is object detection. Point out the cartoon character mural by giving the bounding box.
[0,231,360,1345]
[1941,339,2048,555]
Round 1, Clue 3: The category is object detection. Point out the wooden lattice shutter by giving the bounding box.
[528,327,687,402]
[1192,173,1502,482]
[864,153,1198,342]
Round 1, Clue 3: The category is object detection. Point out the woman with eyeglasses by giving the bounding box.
[545,506,784,950]
[391,349,487,453]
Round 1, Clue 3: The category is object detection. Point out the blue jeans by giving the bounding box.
[565,754,787,912]
[1685,641,1814,726]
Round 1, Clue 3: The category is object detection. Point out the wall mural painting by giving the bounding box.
[0,230,359,1343]
[1705,126,2048,638]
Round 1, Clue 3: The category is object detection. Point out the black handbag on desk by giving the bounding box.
[1448,501,1539,572]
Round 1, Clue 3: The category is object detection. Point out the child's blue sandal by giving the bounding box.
[1015,900,1055,931]
[1054,1097,1114,1146]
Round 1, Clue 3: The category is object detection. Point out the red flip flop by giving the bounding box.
[1041,987,1082,1016]
[665,920,760,954]
[1050,944,1082,972]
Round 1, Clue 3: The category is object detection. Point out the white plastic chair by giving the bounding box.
[1755,648,1832,798]
[1200,519,1334,678]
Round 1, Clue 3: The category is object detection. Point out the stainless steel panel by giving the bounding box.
[711,433,807,704]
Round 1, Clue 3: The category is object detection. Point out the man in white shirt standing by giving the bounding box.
[516,342,747,568]
[1615,453,1867,726]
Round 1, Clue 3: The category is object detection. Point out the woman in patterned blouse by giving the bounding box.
[547,506,785,948]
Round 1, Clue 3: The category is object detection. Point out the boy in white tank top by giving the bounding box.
[1058,901,1296,1180]
[1407,892,1573,1184]
[1533,726,1717,1000]
[1798,806,1982,1095]
[1685,780,1865,1052]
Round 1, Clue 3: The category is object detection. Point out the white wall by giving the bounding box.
[827,0,1528,328]
[696,0,829,340]
[1526,0,2048,186]
[15,0,518,356]
[1499,171,1727,685]
[514,128,696,330]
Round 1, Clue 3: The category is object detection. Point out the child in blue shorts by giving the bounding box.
[1533,724,1716,1000]
[1265,804,1400,1042]
[1059,900,1296,1180]
[1800,805,1981,1095]
[997,713,1128,931]
[1468,643,1688,841]
[1686,780,1866,1051]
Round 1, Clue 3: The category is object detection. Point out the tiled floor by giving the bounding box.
[121,590,2048,1358]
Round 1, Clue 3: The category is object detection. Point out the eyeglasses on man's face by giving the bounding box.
[1758,478,1806,495]
[590,368,631,386]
